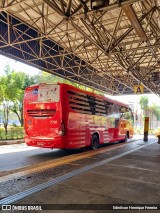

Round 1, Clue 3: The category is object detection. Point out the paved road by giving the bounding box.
[0,144,83,172]
[0,135,159,212]
[0,135,145,172]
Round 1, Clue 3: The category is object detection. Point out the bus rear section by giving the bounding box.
[24,83,66,148]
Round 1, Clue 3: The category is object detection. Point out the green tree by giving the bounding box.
[0,64,12,134]
[139,96,149,110]
[9,72,36,126]
[149,104,160,128]
[139,96,149,117]
[0,64,37,128]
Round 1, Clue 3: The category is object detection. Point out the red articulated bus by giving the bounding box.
[24,83,134,149]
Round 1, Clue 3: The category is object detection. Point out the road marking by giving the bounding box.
[0,140,156,205]
[0,136,149,183]
[0,140,140,183]
[66,163,79,166]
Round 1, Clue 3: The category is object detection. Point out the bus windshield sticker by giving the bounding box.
[38,84,60,102]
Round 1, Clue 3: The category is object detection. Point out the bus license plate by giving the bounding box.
[37,142,45,146]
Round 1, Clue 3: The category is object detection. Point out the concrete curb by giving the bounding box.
[0,139,25,146]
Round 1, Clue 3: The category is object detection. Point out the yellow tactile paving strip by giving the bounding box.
[0,141,135,183]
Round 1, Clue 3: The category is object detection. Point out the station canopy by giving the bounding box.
[0,0,160,95]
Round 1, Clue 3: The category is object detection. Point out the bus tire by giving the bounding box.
[91,134,99,150]
[120,134,128,143]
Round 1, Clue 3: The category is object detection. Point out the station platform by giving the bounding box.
[1,136,160,212]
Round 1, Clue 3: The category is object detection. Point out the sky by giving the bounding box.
[0,54,160,106]
[0,55,39,76]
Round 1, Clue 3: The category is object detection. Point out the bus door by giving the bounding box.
[119,119,129,138]
[107,117,120,141]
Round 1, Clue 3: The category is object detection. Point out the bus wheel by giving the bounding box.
[120,134,128,143]
[91,134,99,150]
